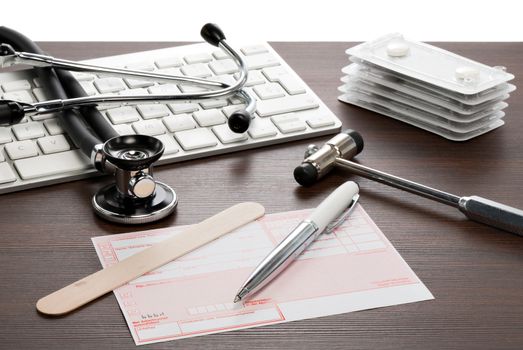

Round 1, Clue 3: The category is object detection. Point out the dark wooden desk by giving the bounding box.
[1,42,522,349]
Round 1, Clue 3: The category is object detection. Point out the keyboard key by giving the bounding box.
[14,150,91,180]
[125,78,154,89]
[241,45,269,56]
[254,83,286,100]
[125,61,155,71]
[210,75,237,86]
[222,105,245,117]
[155,57,183,69]
[193,110,226,127]
[5,140,39,160]
[12,122,46,140]
[184,53,212,64]
[263,66,306,95]
[209,59,239,75]
[106,107,140,124]
[148,84,180,95]
[33,78,42,87]
[154,134,179,155]
[32,87,47,102]
[200,99,228,109]
[43,119,64,135]
[247,118,278,139]
[3,90,34,103]
[179,85,207,93]
[307,114,335,129]
[168,102,198,115]
[156,67,182,78]
[0,163,16,184]
[174,128,218,151]
[136,104,170,119]
[2,79,31,92]
[212,124,248,144]
[79,81,98,96]
[0,128,13,144]
[239,70,266,87]
[271,113,307,134]
[119,88,148,96]
[132,119,166,136]
[112,124,134,135]
[37,135,71,154]
[245,53,280,70]
[72,72,96,81]
[212,50,229,60]
[181,63,212,78]
[162,114,196,132]
[256,94,319,117]
[94,78,127,93]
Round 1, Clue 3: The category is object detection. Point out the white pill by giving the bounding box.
[386,41,410,57]
[455,66,480,81]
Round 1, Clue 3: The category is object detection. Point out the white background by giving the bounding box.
[2,0,523,42]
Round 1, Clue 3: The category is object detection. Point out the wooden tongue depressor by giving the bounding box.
[37,202,265,316]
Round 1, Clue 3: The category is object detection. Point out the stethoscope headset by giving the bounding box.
[0,24,255,224]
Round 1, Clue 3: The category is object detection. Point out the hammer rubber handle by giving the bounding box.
[459,196,523,237]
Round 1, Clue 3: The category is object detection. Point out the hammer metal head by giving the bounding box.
[294,129,364,187]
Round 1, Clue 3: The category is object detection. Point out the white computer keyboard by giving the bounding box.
[0,42,342,194]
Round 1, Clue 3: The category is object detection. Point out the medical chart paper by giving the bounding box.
[92,205,433,346]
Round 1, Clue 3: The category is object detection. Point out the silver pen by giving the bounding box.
[234,181,360,303]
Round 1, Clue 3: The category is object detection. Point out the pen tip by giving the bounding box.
[233,295,241,303]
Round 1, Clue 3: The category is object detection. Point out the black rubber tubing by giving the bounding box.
[0,26,116,156]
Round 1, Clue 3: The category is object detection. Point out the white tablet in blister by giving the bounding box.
[338,92,504,141]
[346,33,514,95]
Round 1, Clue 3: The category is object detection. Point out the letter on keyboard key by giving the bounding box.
[271,113,307,134]
[106,107,141,124]
[154,134,179,155]
[5,140,39,160]
[132,119,166,136]
[212,124,248,144]
[37,135,71,154]
[193,110,226,127]
[174,128,218,151]
[163,114,196,132]
[0,163,16,184]
[256,95,319,117]
[14,150,91,180]
[12,122,46,140]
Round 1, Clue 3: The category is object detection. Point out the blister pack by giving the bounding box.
[339,34,515,141]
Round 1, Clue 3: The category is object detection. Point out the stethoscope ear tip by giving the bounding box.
[201,23,226,47]
[228,110,252,134]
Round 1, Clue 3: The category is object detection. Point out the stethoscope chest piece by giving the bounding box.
[92,135,178,224]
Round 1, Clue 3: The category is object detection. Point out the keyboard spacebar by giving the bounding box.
[14,150,92,180]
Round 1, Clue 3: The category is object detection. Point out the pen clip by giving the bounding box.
[324,194,359,234]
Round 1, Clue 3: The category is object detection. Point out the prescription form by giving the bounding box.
[92,205,433,346]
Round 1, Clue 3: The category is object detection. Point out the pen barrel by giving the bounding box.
[308,181,359,231]
[459,196,523,237]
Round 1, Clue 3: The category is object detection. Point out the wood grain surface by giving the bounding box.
[0,41,522,349]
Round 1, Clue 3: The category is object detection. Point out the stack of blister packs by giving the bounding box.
[338,34,516,141]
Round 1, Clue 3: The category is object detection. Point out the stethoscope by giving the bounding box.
[0,23,255,224]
